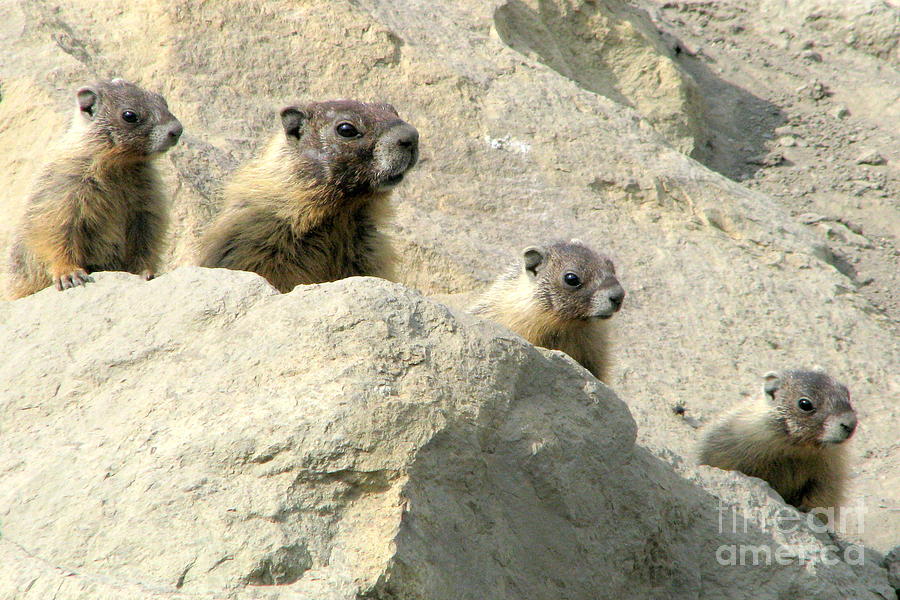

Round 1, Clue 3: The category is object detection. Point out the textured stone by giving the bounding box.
[0,270,893,599]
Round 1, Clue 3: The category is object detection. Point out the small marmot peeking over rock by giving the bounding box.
[8,79,183,299]
[469,240,625,382]
[197,100,419,292]
[699,369,857,516]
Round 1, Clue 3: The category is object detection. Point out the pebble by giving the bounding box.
[797,80,830,100]
[831,105,850,119]
[778,136,797,147]
[801,50,823,62]
[856,150,887,165]
[799,213,827,224]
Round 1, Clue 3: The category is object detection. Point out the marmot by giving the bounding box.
[196,100,419,292]
[469,240,625,382]
[8,79,182,299]
[699,370,857,515]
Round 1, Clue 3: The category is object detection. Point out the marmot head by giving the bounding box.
[764,370,857,446]
[75,78,183,158]
[522,239,625,322]
[278,100,419,196]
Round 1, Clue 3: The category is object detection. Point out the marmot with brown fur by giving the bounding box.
[197,100,418,292]
[699,369,858,516]
[8,78,182,299]
[469,240,625,382]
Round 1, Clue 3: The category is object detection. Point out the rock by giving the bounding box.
[774,125,801,137]
[885,546,900,591]
[801,50,823,62]
[831,105,851,119]
[856,150,887,165]
[746,151,786,167]
[778,135,798,147]
[798,79,831,100]
[799,212,828,224]
[0,269,894,599]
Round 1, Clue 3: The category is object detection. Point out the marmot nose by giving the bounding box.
[839,414,857,437]
[168,121,183,141]
[391,123,419,150]
[608,287,625,310]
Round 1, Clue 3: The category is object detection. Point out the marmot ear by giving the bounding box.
[763,371,781,398]
[522,246,546,278]
[280,106,309,139]
[76,87,98,118]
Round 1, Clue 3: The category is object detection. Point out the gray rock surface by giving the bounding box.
[0,270,893,599]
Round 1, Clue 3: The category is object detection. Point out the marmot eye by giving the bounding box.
[563,272,581,287]
[121,111,139,123]
[797,398,815,412]
[336,122,359,138]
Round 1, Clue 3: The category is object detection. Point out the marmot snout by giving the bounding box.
[469,239,624,381]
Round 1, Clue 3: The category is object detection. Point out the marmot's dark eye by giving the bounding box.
[797,398,815,412]
[122,111,139,123]
[563,272,581,287]
[336,122,359,138]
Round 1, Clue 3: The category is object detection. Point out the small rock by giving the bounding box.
[774,125,800,137]
[856,150,886,165]
[746,151,785,167]
[800,50,822,62]
[838,218,863,235]
[831,105,850,119]
[778,135,797,147]
[800,39,815,50]
[798,80,831,100]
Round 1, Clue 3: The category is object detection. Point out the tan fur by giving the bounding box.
[471,271,611,380]
[699,399,848,512]
[7,80,180,299]
[699,371,856,519]
[469,241,623,382]
[196,100,416,293]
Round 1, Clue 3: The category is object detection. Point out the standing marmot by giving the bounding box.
[469,240,625,382]
[196,100,419,292]
[699,370,858,515]
[8,79,182,299]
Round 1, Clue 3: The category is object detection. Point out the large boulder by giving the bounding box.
[0,270,892,599]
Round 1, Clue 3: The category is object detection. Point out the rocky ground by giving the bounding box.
[639,0,900,330]
[0,0,897,598]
